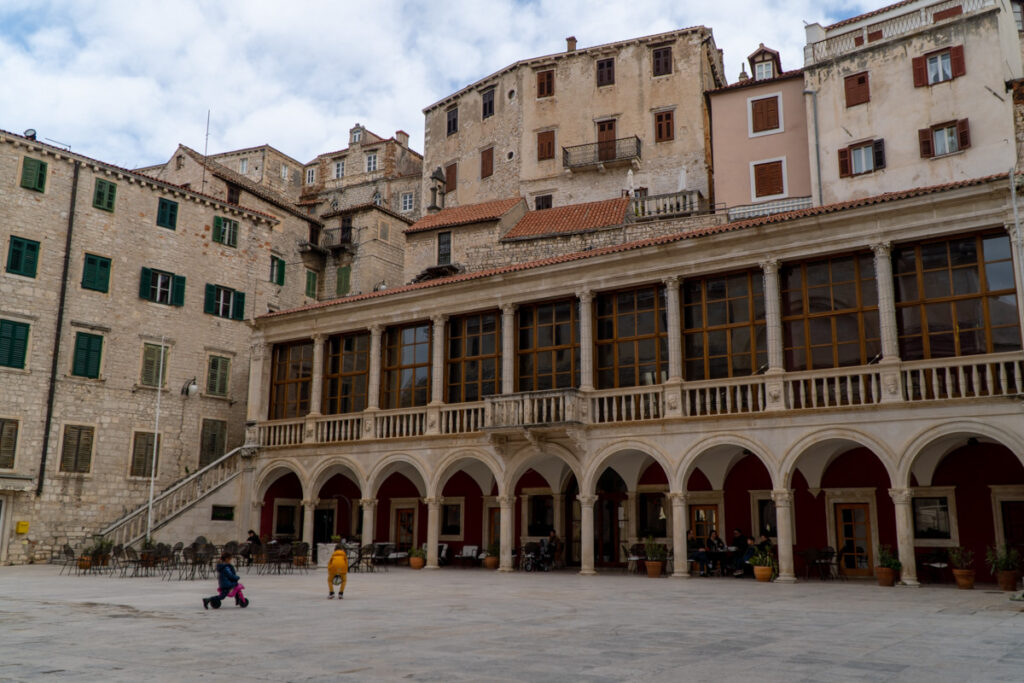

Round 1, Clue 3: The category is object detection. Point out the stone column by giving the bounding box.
[498,495,515,572]
[872,242,904,403]
[1006,223,1024,346]
[760,259,785,410]
[772,489,796,583]
[663,276,682,382]
[308,333,326,416]
[360,498,377,546]
[625,490,638,546]
[889,487,920,586]
[366,325,383,410]
[301,499,317,549]
[578,494,597,576]
[246,341,270,445]
[249,500,264,542]
[501,304,517,394]
[425,497,441,569]
[577,290,594,391]
[553,493,565,540]
[430,315,448,405]
[669,492,689,577]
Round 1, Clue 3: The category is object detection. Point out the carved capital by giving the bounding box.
[870,241,892,259]
[302,499,319,510]
[497,495,515,507]
[359,498,378,510]
[662,275,680,289]
[251,500,265,510]
[667,492,688,505]
[501,303,518,317]
[759,258,779,275]
[577,494,598,506]
[771,489,794,508]
[576,289,594,304]
[311,332,326,343]
[249,341,269,360]
[423,496,441,507]
[369,324,384,337]
[888,487,913,506]
[431,314,449,326]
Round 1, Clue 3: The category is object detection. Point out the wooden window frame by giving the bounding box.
[206,354,231,396]
[71,332,103,379]
[0,417,17,469]
[781,251,880,371]
[516,299,579,391]
[446,312,501,403]
[913,45,965,86]
[534,194,553,210]
[537,131,555,161]
[683,270,767,381]
[482,88,495,119]
[140,343,170,388]
[269,340,314,419]
[480,147,494,179]
[749,95,781,135]
[60,425,93,474]
[537,69,554,98]
[305,269,318,298]
[130,431,160,478]
[844,72,870,107]
[92,178,117,212]
[365,152,378,172]
[596,58,615,86]
[444,163,457,193]
[401,192,414,212]
[595,284,669,389]
[654,110,674,142]
[839,140,885,177]
[156,198,178,229]
[204,283,245,320]
[652,47,672,76]
[381,323,432,409]
[212,216,239,248]
[751,159,785,199]
[270,255,285,286]
[323,332,370,414]
[139,267,185,306]
[199,419,228,468]
[920,119,970,158]
[893,231,1020,360]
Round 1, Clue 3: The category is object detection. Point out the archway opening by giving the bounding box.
[376,471,424,552]
[261,471,302,542]
[315,472,361,551]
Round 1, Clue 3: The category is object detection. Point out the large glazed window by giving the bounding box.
[683,270,766,380]
[382,324,431,408]
[447,312,500,403]
[894,232,1020,359]
[269,340,313,419]
[595,285,668,388]
[323,332,369,414]
[517,299,579,391]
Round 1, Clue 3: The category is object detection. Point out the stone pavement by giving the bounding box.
[1,564,1023,682]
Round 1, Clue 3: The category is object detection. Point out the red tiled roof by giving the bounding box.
[504,197,630,240]
[825,0,917,30]
[260,173,1007,320]
[709,69,804,94]
[405,197,523,234]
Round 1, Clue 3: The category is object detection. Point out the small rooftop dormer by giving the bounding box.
[350,124,363,145]
[748,44,782,81]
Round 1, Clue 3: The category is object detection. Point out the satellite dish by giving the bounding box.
[23,129,36,140]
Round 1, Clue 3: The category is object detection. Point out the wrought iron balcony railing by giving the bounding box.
[562,136,641,169]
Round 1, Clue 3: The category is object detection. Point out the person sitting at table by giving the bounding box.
[728,528,746,551]
[706,530,725,574]
[686,529,708,576]
[756,534,771,552]
[243,529,262,566]
[733,536,758,577]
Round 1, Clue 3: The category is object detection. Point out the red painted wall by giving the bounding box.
[376,472,421,545]
[442,470,485,554]
[317,474,361,538]
[639,463,668,486]
[723,454,772,539]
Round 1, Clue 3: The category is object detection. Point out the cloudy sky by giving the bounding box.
[0,0,873,169]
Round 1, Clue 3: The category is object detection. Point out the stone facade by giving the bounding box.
[423,28,725,210]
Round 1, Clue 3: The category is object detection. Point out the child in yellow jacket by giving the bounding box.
[327,544,348,599]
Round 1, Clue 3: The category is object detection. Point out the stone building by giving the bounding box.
[422,28,725,212]
[0,130,311,563]
[802,0,1022,205]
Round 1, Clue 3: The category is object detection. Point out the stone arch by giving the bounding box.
[676,433,778,492]
[781,427,898,490]
[430,447,505,498]
[308,456,368,498]
[899,420,1024,488]
[367,452,431,498]
[504,441,583,494]
[255,460,308,501]
[582,439,674,495]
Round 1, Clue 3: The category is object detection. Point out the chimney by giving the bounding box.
[566,36,577,52]
[395,130,409,147]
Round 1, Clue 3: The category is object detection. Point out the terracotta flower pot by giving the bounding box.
[483,556,499,570]
[645,560,664,577]
[753,565,773,582]
[997,570,1018,591]
[409,556,425,570]
[876,566,897,587]
[952,568,975,590]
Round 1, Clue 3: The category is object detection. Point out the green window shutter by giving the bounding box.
[93,179,116,211]
[157,198,178,229]
[72,332,102,378]
[0,419,17,468]
[21,240,39,278]
[337,265,351,296]
[139,267,152,299]
[213,216,224,243]
[0,320,30,369]
[306,270,317,298]
[7,237,40,278]
[61,425,93,473]
[171,274,186,306]
[21,157,47,192]
[272,256,286,286]
[204,284,216,314]
[82,254,111,292]
[207,356,230,396]
[132,432,160,477]
[231,290,246,320]
[141,344,168,387]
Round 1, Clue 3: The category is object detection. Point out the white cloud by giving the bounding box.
[0,0,877,168]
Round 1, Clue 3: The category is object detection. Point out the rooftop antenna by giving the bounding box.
[200,109,210,194]
[44,137,71,151]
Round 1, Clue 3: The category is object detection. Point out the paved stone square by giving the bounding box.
[1,565,1022,682]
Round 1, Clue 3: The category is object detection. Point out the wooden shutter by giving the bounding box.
[171,274,186,306]
[142,345,158,386]
[950,45,965,78]
[132,432,159,477]
[83,255,97,290]
[481,147,493,178]
[873,139,886,169]
[845,73,870,106]
[0,320,29,369]
[0,419,16,468]
[275,257,285,286]
[751,97,778,132]
[445,163,457,193]
[213,216,224,243]
[956,119,971,150]
[655,111,674,142]
[21,158,46,191]
[537,70,554,97]
[912,56,928,87]
[73,333,102,378]
[17,239,39,277]
[537,131,555,160]
[204,284,217,314]
[93,179,115,211]
[337,265,351,296]
[139,267,152,300]
[83,255,110,292]
[753,161,783,197]
[231,291,246,320]
[62,425,92,473]
[918,128,934,158]
[838,147,852,177]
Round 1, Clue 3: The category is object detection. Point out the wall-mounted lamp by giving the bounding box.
[181,377,199,397]
[966,437,980,447]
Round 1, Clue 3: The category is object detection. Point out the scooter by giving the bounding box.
[208,583,249,608]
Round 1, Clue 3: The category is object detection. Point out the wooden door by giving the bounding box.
[690,504,718,547]
[487,507,501,550]
[394,507,415,551]
[597,120,616,161]
[835,503,873,576]
[595,495,625,566]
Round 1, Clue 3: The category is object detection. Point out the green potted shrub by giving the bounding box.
[483,541,500,570]
[644,536,667,578]
[749,545,776,582]
[986,545,1020,591]
[876,545,901,587]
[948,546,975,589]
[408,546,426,570]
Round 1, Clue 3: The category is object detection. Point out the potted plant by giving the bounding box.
[986,544,1020,591]
[483,541,500,570]
[749,545,776,582]
[644,536,666,578]
[948,546,975,589]
[408,546,426,570]
[876,545,901,587]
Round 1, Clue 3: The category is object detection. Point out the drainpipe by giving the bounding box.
[37,160,80,496]
[803,88,823,206]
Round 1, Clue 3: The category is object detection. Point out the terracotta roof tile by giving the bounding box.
[260,173,1007,320]
[504,197,630,239]
[405,197,523,234]
[709,69,804,94]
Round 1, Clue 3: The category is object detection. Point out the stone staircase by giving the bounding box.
[97,446,246,547]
